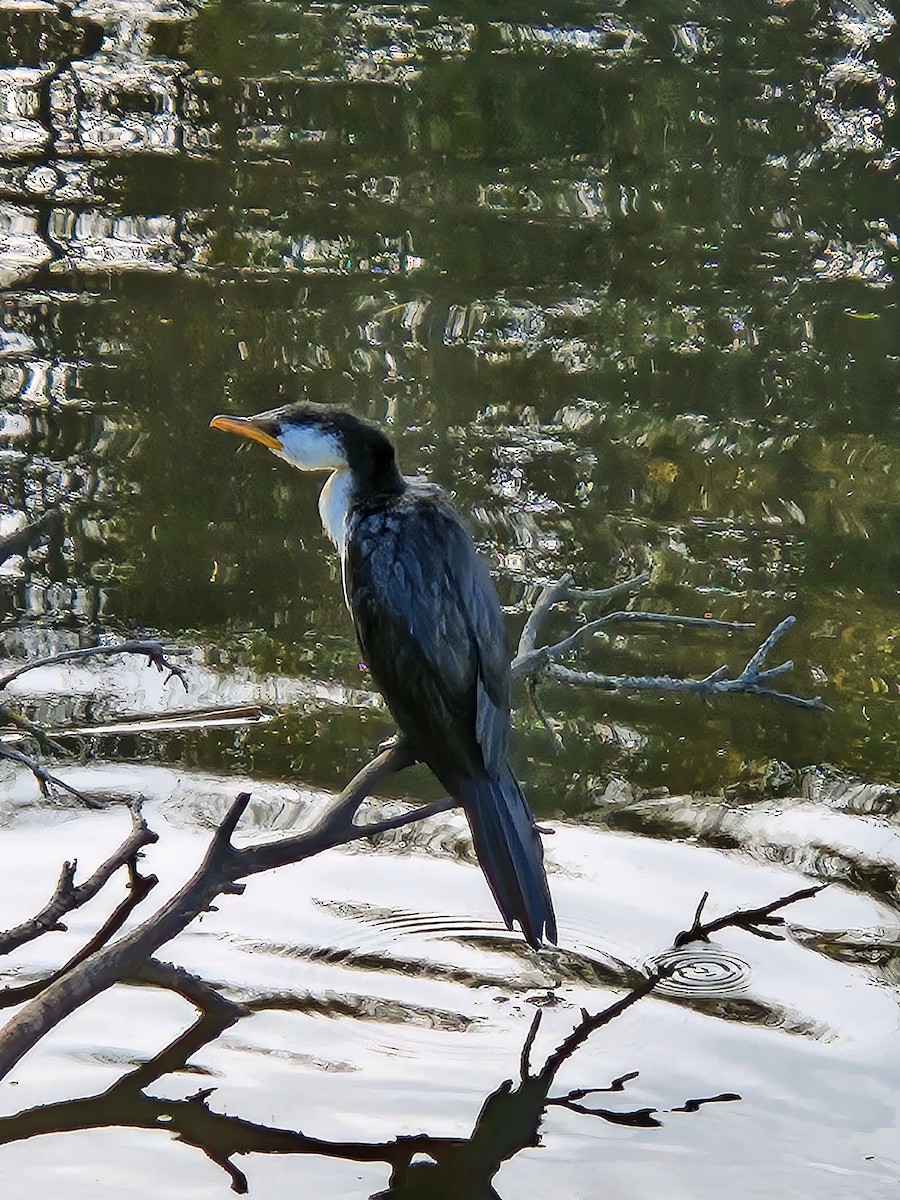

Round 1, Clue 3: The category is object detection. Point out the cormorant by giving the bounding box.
[210,402,557,948]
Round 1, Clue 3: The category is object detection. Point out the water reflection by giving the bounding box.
[0,0,899,1192]
[0,964,738,1199]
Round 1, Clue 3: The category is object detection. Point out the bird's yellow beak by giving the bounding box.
[209,414,283,452]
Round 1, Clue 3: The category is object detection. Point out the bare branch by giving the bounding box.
[741,615,797,675]
[0,640,192,693]
[509,571,821,712]
[548,1093,661,1127]
[0,742,453,1081]
[515,571,654,664]
[674,883,828,948]
[232,739,424,875]
[566,570,652,603]
[128,959,248,1019]
[0,744,103,808]
[512,610,754,679]
[517,574,573,659]
[0,857,158,1010]
[547,660,827,709]
[545,652,828,709]
[0,801,156,959]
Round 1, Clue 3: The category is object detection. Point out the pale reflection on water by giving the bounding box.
[0,792,897,1197]
[0,0,898,1193]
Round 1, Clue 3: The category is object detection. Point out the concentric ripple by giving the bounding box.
[645,947,752,998]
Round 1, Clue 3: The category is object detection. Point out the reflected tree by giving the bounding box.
[0,533,825,1190]
[2,900,803,1197]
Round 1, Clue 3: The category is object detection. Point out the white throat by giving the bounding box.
[318,468,355,554]
[279,424,346,472]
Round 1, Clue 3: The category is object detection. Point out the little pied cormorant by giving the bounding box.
[210,402,557,948]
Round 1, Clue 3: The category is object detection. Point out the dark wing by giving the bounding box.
[345,487,510,784]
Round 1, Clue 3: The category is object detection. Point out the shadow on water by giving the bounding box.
[0,976,739,1198]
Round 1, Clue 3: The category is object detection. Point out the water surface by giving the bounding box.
[0,0,898,1196]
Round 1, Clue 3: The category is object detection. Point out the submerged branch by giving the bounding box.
[512,573,825,715]
[673,883,829,948]
[0,510,61,568]
[534,879,825,1112]
[0,744,103,808]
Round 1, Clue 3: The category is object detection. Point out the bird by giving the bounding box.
[210,402,557,948]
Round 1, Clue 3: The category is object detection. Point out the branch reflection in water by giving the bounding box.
[0,879,820,1196]
[0,958,741,1198]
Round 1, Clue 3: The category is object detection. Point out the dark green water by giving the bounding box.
[0,2,898,1197]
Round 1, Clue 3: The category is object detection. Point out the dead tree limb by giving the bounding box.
[0,743,103,808]
[511,575,825,714]
[0,743,457,1080]
[0,639,192,692]
[0,800,157,958]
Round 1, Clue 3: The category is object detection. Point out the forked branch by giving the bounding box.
[0,639,192,692]
[0,742,456,1080]
[0,800,157,959]
[512,574,826,715]
[673,883,828,947]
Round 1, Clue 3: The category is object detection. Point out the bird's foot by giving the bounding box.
[376,732,408,754]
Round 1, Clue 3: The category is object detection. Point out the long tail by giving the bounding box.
[457,765,557,949]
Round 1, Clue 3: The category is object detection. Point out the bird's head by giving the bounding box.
[210,401,401,489]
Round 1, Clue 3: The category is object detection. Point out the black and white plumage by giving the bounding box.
[211,401,557,948]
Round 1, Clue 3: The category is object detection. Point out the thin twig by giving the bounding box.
[512,610,754,678]
[742,616,796,676]
[673,883,828,948]
[0,744,103,808]
[0,640,192,692]
[546,662,828,710]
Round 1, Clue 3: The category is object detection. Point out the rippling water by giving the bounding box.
[0,0,898,1195]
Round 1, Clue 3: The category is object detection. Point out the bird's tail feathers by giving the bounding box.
[460,767,557,949]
